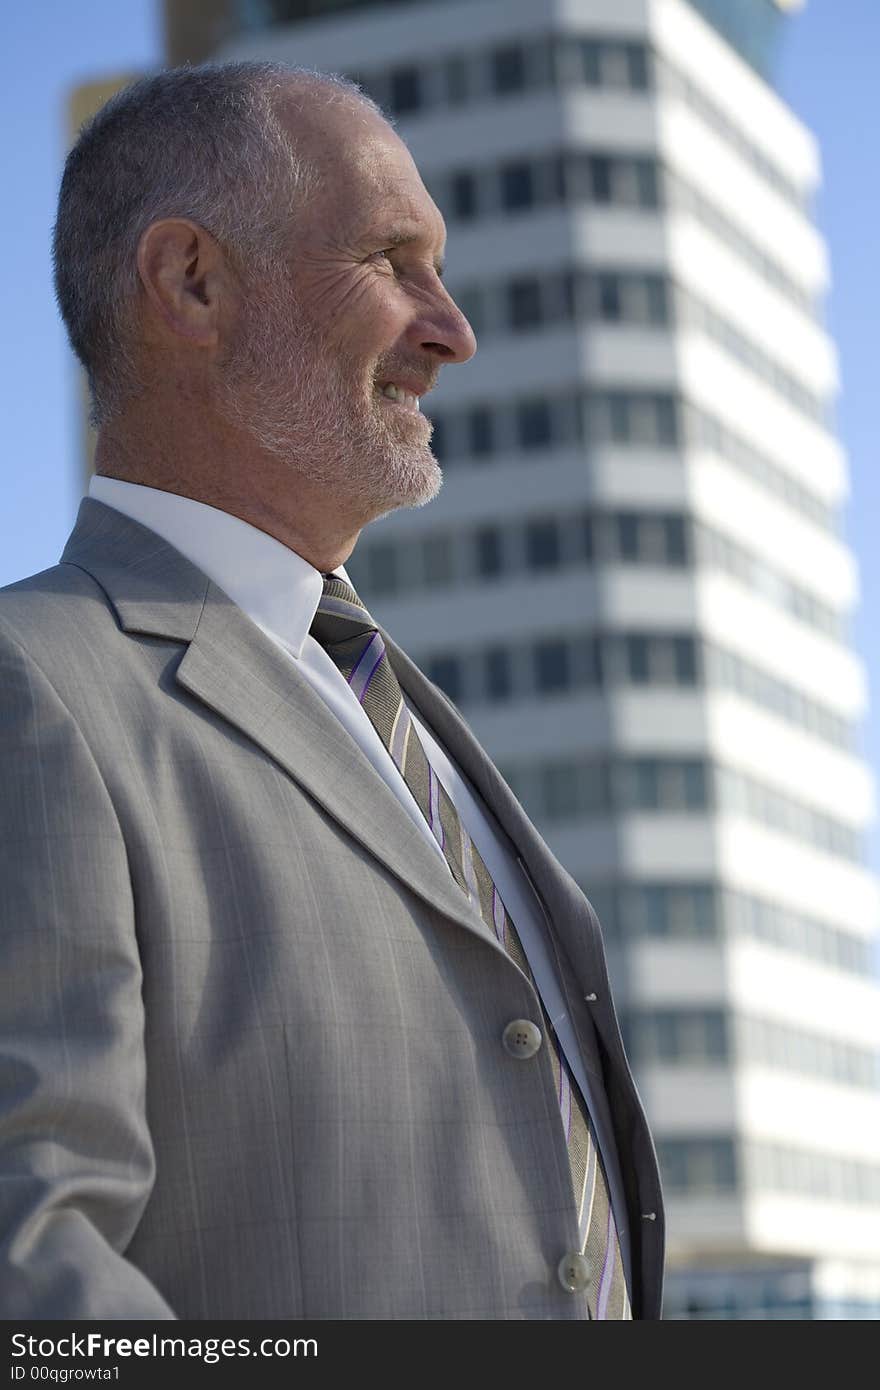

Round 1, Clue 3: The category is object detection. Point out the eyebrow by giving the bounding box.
[378,226,446,279]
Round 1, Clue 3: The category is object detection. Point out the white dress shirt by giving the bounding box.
[88,475,632,1290]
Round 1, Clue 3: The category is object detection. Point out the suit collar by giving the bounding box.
[60,499,515,957]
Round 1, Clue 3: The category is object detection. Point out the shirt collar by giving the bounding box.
[88,476,349,658]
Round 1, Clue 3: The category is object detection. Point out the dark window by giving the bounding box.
[598,273,622,321]
[468,407,494,457]
[580,38,602,84]
[427,654,462,704]
[389,65,421,115]
[664,515,688,564]
[673,637,698,685]
[451,170,477,220]
[525,518,561,570]
[508,277,543,330]
[366,543,398,594]
[534,640,570,692]
[423,534,454,586]
[518,399,553,449]
[655,395,678,446]
[626,43,650,90]
[636,159,659,207]
[580,514,595,563]
[627,635,650,683]
[501,160,535,211]
[429,414,446,460]
[475,526,503,577]
[485,646,512,700]
[617,514,640,561]
[682,762,708,809]
[646,276,669,324]
[492,44,526,93]
[609,394,630,442]
[589,155,612,203]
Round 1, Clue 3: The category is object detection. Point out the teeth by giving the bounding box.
[380,383,420,411]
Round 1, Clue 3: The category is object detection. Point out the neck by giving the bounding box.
[93,401,365,573]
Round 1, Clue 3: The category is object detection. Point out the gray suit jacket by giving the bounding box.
[0,499,664,1320]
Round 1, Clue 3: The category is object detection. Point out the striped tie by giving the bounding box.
[310,573,631,1319]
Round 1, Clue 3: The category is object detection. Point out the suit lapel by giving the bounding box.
[60,500,507,956]
[384,631,608,990]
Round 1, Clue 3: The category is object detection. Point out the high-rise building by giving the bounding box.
[161,0,880,1318]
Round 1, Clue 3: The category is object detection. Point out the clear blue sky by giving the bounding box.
[2,0,878,861]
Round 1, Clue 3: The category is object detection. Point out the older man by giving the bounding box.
[0,62,663,1320]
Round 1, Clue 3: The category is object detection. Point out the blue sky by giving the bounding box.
[2,0,878,861]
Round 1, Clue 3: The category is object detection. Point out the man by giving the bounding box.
[0,61,664,1320]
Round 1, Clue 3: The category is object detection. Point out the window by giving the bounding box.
[626,43,650,90]
[451,170,476,220]
[517,399,553,449]
[366,543,398,595]
[508,277,543,330]
[588,155,612,202]
[673,637,698,685]
[426,654,462,704]
[491,43,526,94]
[627,635,650,684]
[598,273,622,321]
[500,160,534,210]
[525,518,561,570]
[475,526,503,578]
[534,640,570,693]
[422,534,454,586]
[389,65,421,115]
[485,647,512,701]
[468,407,494,457]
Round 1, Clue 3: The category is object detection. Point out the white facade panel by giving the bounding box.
[658,104,826,288]
[695,572,866,716]
[728,943,880,1046]
[745,1196,880,1263]
[687,453,855,607]
[636,1064,738,1125]
[705,694,874,826]
[678,337,845,501]
[667,216,838,394]
[715,822,879,937]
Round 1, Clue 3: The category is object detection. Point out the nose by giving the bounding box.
[411,281,477,365]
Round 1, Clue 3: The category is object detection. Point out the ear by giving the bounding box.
[136,218,230,347]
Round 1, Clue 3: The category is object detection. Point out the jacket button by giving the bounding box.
[557,1251,591,1293]
[502,1019,542,1059]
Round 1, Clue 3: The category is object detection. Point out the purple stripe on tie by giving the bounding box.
[596,1203,616,1321]
[348,632,385,703]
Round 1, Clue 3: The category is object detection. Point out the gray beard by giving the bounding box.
[216,292,442,518]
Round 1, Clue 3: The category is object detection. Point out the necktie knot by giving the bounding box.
[311,574,377,647]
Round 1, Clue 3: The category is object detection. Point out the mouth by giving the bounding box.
[374,381,424,415]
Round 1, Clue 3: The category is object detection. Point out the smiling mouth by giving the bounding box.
[374,384,423,416]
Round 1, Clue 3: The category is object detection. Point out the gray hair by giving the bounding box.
[52,60,386,426]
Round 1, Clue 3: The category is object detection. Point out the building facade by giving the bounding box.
[163,0,880,1318]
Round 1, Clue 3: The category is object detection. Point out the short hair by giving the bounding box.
[53,61,385,426]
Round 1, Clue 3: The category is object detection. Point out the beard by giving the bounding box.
[215,275,443,519]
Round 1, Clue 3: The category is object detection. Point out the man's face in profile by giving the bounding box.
[218,93,476,521]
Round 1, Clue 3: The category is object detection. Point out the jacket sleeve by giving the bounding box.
[0,620,176,1317]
